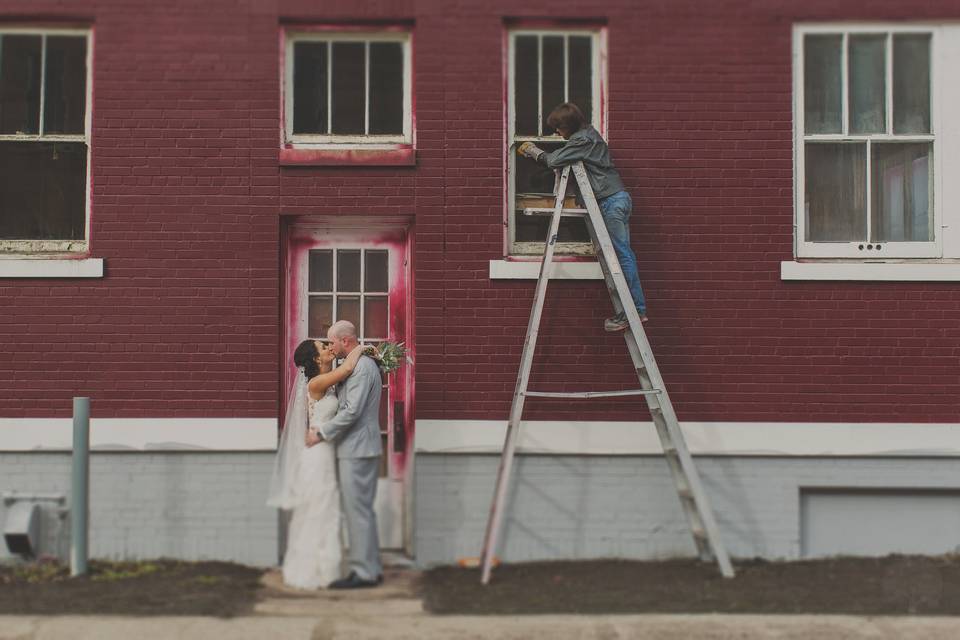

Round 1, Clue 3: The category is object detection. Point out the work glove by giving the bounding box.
[517,142,545,161]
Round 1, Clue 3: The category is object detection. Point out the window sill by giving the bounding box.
[0,258,104,278]
[279,145,416,167]
[489,259,603,280]
[781,261,960,281]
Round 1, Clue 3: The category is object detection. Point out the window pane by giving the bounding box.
[331,42,365,135]
[871,143,932,242]
[0,35,42,135]
[42,36,86,135]
[337,249,361,291]
[804,35,842,134]
[337,295,360,329]
[568,36,593,125]
[293,42,328,134]
[848,35,885,135]
[893,34,930,134]
[364,296,388,339]
[308,249,332,292]
[514,211,590,244]
[308,295,332,338]
[541,36,565,136]
[514,35,538,136]
[369,42,403,135]
[364,250,389,292]
[0,141,86,240]
[804,142,866,242]
[516,141,564,195]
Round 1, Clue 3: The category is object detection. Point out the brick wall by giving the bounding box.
[0,0,959,427]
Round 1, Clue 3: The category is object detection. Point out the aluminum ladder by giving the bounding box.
[479,161,735,584]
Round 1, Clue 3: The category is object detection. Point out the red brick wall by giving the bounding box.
[2,0,959,423]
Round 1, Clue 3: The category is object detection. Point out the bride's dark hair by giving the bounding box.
[293,339,320,379]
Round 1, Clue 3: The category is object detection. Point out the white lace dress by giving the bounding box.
[281,387,343,589]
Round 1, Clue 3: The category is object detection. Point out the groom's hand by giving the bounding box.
[305,428,324,448]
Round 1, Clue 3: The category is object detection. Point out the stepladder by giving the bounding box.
[479,161,735,584]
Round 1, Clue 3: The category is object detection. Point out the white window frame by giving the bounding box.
[507,28,605,257]
[284,32,412,148]
[793,24,941,260]
[0,27,92,257]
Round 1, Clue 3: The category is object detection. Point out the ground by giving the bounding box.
[1,555,959,617]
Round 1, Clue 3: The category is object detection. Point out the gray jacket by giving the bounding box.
[538,125,626,200]
[319,355,383,459]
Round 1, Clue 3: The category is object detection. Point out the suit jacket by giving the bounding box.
[319,355,383,459]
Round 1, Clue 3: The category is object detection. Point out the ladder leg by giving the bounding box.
[480,167,572,585]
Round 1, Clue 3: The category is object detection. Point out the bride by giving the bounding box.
[267,338,368,589]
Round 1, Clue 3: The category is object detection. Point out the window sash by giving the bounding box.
[794,25,940,259]
[507,29,603,256]
[285,32,411,146]
[0,28,91,253]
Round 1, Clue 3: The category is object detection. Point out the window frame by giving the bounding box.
[283,30,412,148]
[0,27,92,257]
[793,23,942,260]
[506,27,606,257]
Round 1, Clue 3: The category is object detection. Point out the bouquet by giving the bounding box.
[371,341,407,374]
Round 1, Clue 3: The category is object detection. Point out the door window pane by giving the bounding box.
[308,295,333,338]
[541,36,565,135]
[893,34,930,134]
[804,142,866,242]
[308,250,332,292]
[337,249,361,292]
[0,35,42,135]
[364,296,388,339]
[293,42,328,134]
[804,35,842,134]
[43,36,86,135]
[331,42,365,135]
[364,250,389,292]
[337,296,360,329]
[0,141,86,240]
[369,42,403,135]
[848,35,885,135]
[871,143,932,242]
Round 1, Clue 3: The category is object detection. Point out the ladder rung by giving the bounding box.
[524,389,661,399]
[522,207,588,217]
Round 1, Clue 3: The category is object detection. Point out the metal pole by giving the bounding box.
[70,397,89,577]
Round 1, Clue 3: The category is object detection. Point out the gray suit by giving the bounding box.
[319,355,382,580]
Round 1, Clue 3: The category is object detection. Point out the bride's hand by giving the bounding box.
[305,428,323,448]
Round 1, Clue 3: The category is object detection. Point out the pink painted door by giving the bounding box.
[286,222,412,549]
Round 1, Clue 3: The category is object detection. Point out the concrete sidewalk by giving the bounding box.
[2,568,959,639]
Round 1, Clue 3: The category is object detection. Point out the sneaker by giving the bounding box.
[603,312,649,332]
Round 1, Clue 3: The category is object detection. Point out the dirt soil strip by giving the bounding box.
[0,561,263,617]
[422,556,960,616]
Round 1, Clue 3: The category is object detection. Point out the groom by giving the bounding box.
[306,320,383,589]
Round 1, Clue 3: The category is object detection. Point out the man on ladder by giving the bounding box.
[480,102,735,585]
[518,102,648,331]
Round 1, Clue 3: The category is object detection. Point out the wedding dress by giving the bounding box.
[280,386,343,589]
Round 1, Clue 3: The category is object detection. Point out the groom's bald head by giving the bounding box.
[327,320,359,357]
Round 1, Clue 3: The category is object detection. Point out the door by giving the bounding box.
[285,221,412,549]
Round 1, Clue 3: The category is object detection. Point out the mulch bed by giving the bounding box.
[0,559,263,617]
[422,555,960,616]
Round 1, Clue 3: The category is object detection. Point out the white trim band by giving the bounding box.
[414,419,960,457]
[490,259,603,280]
[781,261,960,281]
[0,259,103,278]
[0,418,277,452]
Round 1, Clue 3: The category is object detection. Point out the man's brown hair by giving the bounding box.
[546,102,587,134]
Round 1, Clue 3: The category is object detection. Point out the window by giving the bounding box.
[284,32,411,147]
[306,248,390,341]
[0,29,90,255]
[507,30,602,256]
[795,26,938,259]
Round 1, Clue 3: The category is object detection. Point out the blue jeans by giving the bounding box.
[598,190,646,315]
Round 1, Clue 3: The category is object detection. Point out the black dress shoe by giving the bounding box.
[328,571,380,590]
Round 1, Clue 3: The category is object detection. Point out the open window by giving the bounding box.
[0,29,90,256]
[284,32,411,148]
[507,29,603,256]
